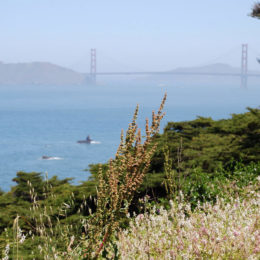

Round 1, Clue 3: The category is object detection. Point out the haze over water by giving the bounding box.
[0,80,259,191]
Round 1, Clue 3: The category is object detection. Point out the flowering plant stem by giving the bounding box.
[84,93,167,259]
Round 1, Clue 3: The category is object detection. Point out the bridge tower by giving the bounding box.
[241,44,248,88]
[90,48,96,85]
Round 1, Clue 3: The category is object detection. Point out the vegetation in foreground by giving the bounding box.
[0,94,259,258]
[1,167,259,259]
[114,180,260,260]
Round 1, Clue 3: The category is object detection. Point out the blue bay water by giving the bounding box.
[0,81,259,191]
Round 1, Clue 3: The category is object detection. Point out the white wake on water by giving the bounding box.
[90,141,101,144]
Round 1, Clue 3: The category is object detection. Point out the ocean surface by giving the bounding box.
[0,80,259,191]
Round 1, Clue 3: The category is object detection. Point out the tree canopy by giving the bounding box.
[251,3,260,19]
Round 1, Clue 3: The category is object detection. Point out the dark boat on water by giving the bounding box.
[77,135,93,144]
[41,156,62,160]
[42,155,52,159]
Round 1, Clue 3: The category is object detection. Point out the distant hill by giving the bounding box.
[0,62,90,86]
[141,63,260,86]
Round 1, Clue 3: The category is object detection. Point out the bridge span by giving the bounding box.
[88,45,260,87]
[87,71,260,77]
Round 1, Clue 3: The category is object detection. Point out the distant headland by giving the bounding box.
[0,61,90,86]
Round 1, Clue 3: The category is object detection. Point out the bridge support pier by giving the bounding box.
[241,44,248,88]
[90,48,96,85]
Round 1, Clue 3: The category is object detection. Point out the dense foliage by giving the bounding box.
[150,107,260,173]
[90,107,260,206]
[252,2,260,19]
[0,107,259,259]
[114,181,260,259]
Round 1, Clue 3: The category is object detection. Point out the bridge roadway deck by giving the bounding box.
[87,71,260,77]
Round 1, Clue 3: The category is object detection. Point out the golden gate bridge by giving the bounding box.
[87,44,260,87]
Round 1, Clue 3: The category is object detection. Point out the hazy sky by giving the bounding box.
[1,1,260,72]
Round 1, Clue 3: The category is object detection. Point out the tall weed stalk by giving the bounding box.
[84,93,167,259]
[163,138,185,198]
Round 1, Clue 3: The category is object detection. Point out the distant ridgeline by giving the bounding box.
[0,61,91,86]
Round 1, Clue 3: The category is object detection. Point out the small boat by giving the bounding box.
[42,155,52,160]
[77,135,93,144]
[41,156,63,160]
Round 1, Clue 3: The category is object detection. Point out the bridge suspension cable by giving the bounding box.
[197,44,241,67]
